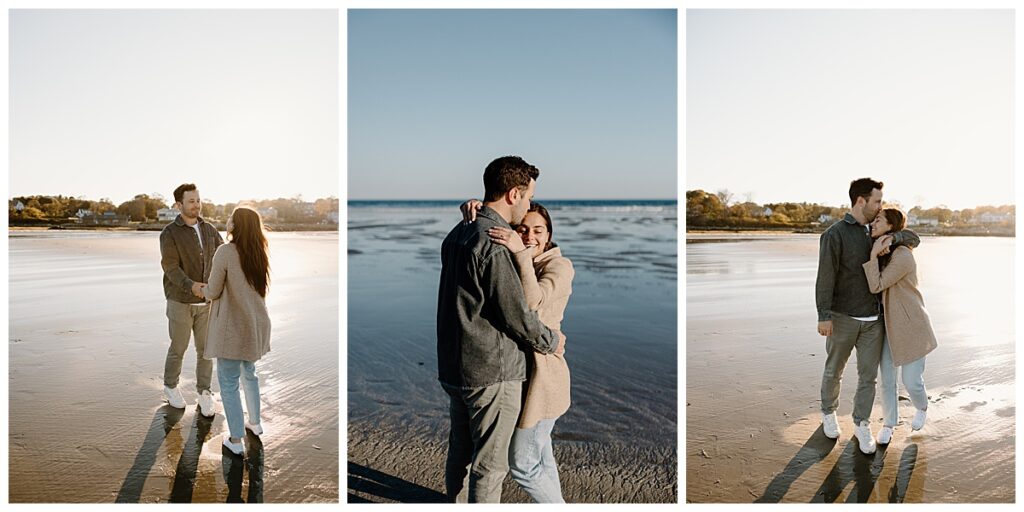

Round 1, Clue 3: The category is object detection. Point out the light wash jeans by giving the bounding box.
[510,418,565,503]
[879,336,928,427]
[217,358,261,439]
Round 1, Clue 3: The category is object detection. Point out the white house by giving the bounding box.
[974,212,1012,224]
[818,214,833,224]
[157,208,179,222]
[257,207,278,220]
[13,201,24,211]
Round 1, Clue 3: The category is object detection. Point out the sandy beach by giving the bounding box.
[686,234,1014,503]
[9,231,339,503]
[347,201,678,503]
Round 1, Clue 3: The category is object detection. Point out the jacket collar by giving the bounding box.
[476,205,512,229]
[174,214,206,228]
[533,244,562,266]
[842,212,863,226]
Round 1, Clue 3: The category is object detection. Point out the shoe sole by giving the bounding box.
[198,406,216,418]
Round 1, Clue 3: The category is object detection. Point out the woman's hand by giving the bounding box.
[487,227,527,253]
[460,199,483,223]
[871,234,893,258]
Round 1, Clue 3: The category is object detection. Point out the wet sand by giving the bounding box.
[348,202,678,503]
[686,235,1015,503]
[9,231,339,503]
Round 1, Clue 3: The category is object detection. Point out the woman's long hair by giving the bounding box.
[878,207,907,271]
[229,207,270,297]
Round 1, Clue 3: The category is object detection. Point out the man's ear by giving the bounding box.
[506,186,521,206]
[173,202,182,210]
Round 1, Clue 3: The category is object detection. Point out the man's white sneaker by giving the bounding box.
[245,422,264,436]
[822,412,841,439]
[223,436,245,456]
[911,409,927,431]
[877,425,894,445]
[854,421,877,454]
[164,386,186,409]
[198,390,216,418]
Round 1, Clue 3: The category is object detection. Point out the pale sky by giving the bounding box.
[10,10,338,206]
[349,9,677,200]
[687,10,1014,210]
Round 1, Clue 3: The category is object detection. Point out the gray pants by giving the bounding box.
[820,313,884,425]
[443,380,523,503]
[163,300,213,393]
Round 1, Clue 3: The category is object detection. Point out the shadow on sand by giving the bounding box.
[115,405,185,503]
[755,425,837,503]
[347,461,446,503]
[223,432,265,503]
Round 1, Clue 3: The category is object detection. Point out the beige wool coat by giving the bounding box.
[862,246,937,366]
[202,243,272,362]
[512,245,574,429]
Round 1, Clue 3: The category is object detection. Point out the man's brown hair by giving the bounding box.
[483,156,540,202]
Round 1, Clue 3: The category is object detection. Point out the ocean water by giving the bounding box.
[348,200,678,449]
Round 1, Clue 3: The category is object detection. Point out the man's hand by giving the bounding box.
[554,331,566,356]
[191,282,206,298]
[460,199,483,223]
[817,320,832,337]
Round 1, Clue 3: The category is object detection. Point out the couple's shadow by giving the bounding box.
[114,405,264,503]
[347,462,446,503]
[756,425,920,503]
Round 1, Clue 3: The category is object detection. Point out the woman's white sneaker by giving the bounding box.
[877,425,894,445]
[245,422,263,436]
[223,436,245,456]
[854,421,877,454]
[911,409,927,431]
[822,412,841,439]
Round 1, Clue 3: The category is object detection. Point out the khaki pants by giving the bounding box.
[443,380,523,503]
[163,300,213,393]
[820,312,884,425]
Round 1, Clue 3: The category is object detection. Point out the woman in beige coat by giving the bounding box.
[201,207,272,456]
[463,201,573,503]
[863,207,937,446]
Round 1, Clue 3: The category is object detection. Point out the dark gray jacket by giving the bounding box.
[160,215,224,304]
[437,206,558,389]
[815,213,919,321]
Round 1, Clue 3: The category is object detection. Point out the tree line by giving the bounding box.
[9,194,339,224]
[686,189,1014,228]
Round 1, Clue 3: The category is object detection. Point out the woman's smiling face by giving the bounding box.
[516,211,550,257]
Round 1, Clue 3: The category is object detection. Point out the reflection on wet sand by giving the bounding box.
[223,434,265,504]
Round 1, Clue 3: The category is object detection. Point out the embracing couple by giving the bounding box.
[159,183,272,458]
[436,156,575,503]
[815,178,938,455]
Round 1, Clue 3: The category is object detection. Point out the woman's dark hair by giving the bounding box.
[878,207,907,271]
[229,207,270,297]
[517,202,555,252]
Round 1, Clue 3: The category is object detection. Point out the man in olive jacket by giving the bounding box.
[159,183,223,417]
[437,156,558,503]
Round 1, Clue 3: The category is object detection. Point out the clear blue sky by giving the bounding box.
[10,10,338,206]
[688,10,1013,211]
[348,9,677,200]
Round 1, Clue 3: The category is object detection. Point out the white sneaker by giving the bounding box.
[911,409,927,431]
[854,421,877,454]
[164,386,186,409]
[822,412,841,439]
[877,425,894,445]
[223,435,245,456]
[245,421,264,436]
[198,390,216,417]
